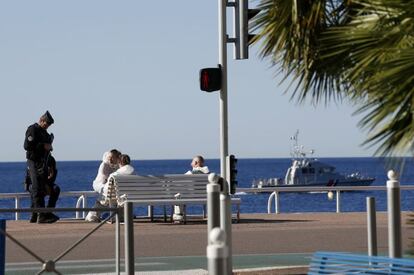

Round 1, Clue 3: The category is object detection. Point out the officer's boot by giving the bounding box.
[29,212,38,223]
[37,213,58,224]
[33,196,55,223]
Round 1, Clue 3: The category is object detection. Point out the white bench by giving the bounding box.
[104,174,241,223]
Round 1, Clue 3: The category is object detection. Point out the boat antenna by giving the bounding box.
[290,130,300,158]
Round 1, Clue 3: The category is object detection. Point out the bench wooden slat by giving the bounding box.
[119,195,207,200]
[116,189,206,194]
[118,198,241,206]
[116,189,207,195]
[116,186,207,191]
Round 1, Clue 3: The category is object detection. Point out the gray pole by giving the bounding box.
[218,0,228,179]
[208,174,221,243]
[366,197,377,256]
[219,1,232,273]
[220,190,232,274]
[207,228,228,275]
[115,211,120,274]
[387,170,402,258]
[124,202,135,274]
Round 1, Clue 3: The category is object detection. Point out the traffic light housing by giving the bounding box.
[227,155,238,194]
[235,0,260,59]
[199,66,222,92]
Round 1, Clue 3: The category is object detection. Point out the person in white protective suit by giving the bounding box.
[185,155,210,175]
[85,149,121,222]
[173,155,210,222]
[110,154,135,177]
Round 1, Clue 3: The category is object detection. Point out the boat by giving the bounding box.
[251,131,375,188]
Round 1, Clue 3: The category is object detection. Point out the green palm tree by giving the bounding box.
[252,0,414,156]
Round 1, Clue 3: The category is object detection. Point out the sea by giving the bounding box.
[1,157,414,220]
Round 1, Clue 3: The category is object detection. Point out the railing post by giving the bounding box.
[207,174,221,243]
[275,191,280,214]
[336,191,341,213]
[82,194,87,219]
[267,192,275,214]
[387,170,402,258]
[124,202,135,274]
[75,195,85,219]
[15,197,20,220]
[366,197,377,256]
[207,227,228,274]
[0,220,5,275]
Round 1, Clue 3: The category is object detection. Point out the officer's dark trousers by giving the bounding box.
[27,160,46,209]
[46,184,60,208]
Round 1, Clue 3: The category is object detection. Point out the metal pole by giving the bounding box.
[82,194,87,219]
[219,1,232,273]
[207,227,228,275]
[15,197,20,220]
[0,220,5,275]
[387,170,402,258]
[124,202,135,274]
[115,210,120,275]
[366,197,377,256]
[208,174,221,243]
[218,0,228,179]
[275,192,280,214]
[220,183,232,274]
[336,191,341,213]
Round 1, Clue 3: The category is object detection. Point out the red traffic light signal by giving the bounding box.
[199,67,222,92]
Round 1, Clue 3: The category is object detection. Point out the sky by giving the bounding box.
[0,1,376,162]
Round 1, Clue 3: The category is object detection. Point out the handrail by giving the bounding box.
[238,185,414,193]
[0,191,97,220]
[237,185,414,214]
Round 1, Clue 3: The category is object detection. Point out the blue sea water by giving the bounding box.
[0,157,414,220]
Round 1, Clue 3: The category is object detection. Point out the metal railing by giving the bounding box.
[237,185,414,214]
[0,191,96,220]
[3,184,414,219]
[0,206,126,275]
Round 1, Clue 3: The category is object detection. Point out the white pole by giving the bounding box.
[336,191,341,213]
[275,192,280,214]
[208,174,221,244]
[15,197,20,221]
[207,228,228,274]
[387,170,402,258]
[218,0,229,179]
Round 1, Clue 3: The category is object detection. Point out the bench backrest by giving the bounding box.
[309,251,414,274]
[107,174,210,204]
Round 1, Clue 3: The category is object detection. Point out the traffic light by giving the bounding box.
[234,0,260,60]
[199,66,222,92]
[226,155,238,194]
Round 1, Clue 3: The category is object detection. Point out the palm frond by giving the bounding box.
[253,0,414,156]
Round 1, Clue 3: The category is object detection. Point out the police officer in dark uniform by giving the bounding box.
[24,154,61,221]
[24,111,59,223]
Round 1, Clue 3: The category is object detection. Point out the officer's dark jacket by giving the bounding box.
[24,123,52,162]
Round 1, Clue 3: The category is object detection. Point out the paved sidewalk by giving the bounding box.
[4,212,412,274]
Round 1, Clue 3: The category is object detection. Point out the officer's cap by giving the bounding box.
[42,111,54,125]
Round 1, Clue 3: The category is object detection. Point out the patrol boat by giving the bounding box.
[251,131,375,188]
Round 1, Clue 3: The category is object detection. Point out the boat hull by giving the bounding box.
[253,178,375,189]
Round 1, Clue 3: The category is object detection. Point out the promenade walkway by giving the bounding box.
[4,212,412,274]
